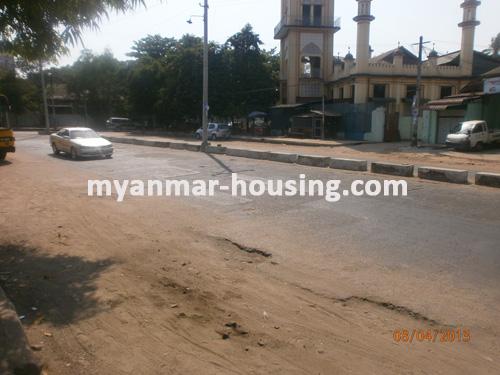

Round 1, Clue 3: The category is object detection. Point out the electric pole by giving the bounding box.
[411,36,430,147]
[39,61,50,134]
[201,0,209,151]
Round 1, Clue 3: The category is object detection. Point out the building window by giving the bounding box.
[302,5,311,25]
[302,4,322,26]
[339,87,344,99]
[440,86,453,99]
[373,84,386,99]
[406,85,417,99]
[301,56,321,78]
[351,85,355,99]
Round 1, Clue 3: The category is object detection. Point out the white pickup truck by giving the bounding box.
[446,120,500,151]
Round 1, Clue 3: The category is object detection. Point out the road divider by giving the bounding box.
[474,172,500,188]
[266,152,299,164]
[330,158,368,172]
[371,162,414,177]
[418,167,469,184]
[225,148,271,160]
[103,136,499,188]
[297,155,331,168]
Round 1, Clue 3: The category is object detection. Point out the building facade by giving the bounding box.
[275,0,340,104]
[275,0,500,141]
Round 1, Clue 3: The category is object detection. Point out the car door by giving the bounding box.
[471,123,485,146]
[58,129,71,152]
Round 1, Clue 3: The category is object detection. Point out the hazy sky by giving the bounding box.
[56,0,499,66]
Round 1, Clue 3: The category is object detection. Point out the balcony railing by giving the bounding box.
[274,17,341,39]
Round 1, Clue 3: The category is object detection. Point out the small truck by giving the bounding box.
[446,120,500,151]
[0,127,15,161]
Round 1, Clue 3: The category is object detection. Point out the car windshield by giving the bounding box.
[70,130,99,139]
[453,123,474,135]
[219,125,229,130]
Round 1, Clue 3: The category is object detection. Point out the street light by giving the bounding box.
[187,0,209,151]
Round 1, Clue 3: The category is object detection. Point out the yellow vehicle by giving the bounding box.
[0,127,15,161]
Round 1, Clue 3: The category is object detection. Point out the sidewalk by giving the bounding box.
[101,131,500,175]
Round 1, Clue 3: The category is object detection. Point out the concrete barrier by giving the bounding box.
[169,142,188,150]
[418,167,468,184]
[184,144,201,152]
[371,162,414,177]
[205,146,227,155]
[1,287,42,375]
[266,152,299,164]
[330,158,368,172]
[152,141,171,148]
[475,172,500,188]
[296,155,331,168]
[225,148,270,160]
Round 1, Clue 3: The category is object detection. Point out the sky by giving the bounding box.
[55,0,499,67]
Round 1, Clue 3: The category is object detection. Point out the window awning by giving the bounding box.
[425,93,482,111]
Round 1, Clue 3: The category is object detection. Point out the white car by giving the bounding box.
[195,123,231,140]
[50,127,113,159]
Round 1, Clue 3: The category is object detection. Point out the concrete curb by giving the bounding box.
[296,155,331,168]
[0,287,42,375]
[205,146,227,154]
[418,167,469,184]
[225,148,271,160]
[330,158,368,172]
[474,172,500,188]
[371,162,414,177]
[266,152,299,164]
[104,136,500,188]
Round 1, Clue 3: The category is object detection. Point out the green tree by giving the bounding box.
[0,0,144,60]
[490,33,500,56]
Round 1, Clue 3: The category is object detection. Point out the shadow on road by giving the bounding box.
[48,153,114,162]
[0,160,12,167]
[0,243,115,327]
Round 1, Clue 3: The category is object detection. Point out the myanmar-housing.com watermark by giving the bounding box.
[88,174,408,203]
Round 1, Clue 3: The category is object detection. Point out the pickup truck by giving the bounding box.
[445,120,500,151]
[0,127,15,161]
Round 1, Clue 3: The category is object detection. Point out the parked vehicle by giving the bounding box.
[446,121,500,151]
[106,117,135,131]
[194,123,231,140]
[50,127,113,159]
[0,127,15,161]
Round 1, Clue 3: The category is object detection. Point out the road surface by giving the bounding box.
[1,133,499,374]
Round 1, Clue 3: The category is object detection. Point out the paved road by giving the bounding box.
[13,133,500,327]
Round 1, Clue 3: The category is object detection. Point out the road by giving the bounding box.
[1,133,499,374]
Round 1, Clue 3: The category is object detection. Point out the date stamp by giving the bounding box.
[393,329,471,344]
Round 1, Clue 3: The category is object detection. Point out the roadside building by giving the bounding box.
[274,0,500,141]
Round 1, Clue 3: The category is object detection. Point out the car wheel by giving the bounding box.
[71,148,79,160]
[211,134,217,141]
[475,142,484,152]
[195,133,201,140]
[52,143,60,155]
[0,151,6,161]
[105,154,113,159]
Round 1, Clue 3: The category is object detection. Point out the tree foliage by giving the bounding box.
[25,24,279,129]
[491,33,500,56]
[0,0,144,60]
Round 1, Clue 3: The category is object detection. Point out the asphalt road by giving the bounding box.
[13,133,500,328]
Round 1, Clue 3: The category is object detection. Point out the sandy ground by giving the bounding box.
[105,132,500,174]
[1,148,499,374]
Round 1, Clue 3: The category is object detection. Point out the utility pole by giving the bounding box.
[201,0,209,151]
[321,94,326,140]
[39,61,50,134]
[411,36,428,147]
